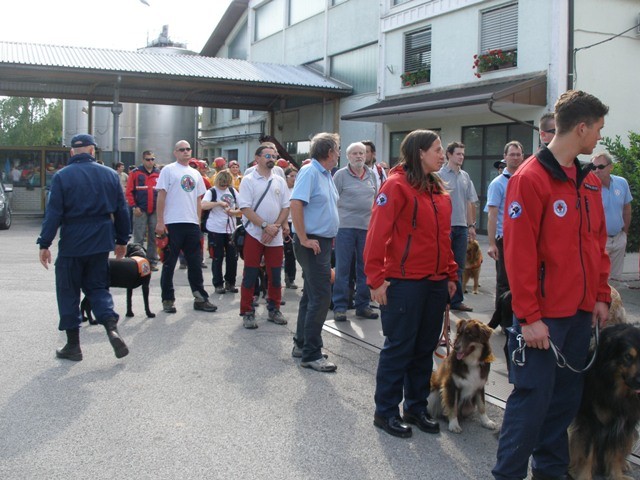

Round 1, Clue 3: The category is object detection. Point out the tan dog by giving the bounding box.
[427,319,496,433]
[608,285,627,325]
[462,239,483,294]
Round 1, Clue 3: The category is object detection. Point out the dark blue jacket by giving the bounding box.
[37,153,130,256]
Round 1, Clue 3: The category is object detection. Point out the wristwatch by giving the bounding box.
[261,221,268,230]
[468,223,476,229]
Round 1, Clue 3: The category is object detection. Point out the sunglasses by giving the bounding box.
[262,154,276,159]
[593,164,610,170]
[543,128,556,134]
[143,157,155,161]
[177,147,192,152]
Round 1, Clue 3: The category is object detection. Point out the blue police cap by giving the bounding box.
[70,134,97,148]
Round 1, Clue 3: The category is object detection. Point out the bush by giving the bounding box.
[601,132,640,252]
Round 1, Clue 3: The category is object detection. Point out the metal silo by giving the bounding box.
[136,26,198,167]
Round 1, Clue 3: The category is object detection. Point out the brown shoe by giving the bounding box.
[451,303,473,312]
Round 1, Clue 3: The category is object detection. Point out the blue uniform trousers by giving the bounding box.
[492,311,592,480]
[55,252,118,330]
[374,277,448,418]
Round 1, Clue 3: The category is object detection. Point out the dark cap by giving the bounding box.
[70,134,97,148]
[493,160,506,169]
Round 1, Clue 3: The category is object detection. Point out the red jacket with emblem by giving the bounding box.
[503,148,611,325]
[364,166,458,289]
[126,166,160,213]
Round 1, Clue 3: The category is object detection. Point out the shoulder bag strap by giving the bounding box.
[244,179,273,228]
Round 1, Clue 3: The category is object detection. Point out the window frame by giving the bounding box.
[402,26,432,86]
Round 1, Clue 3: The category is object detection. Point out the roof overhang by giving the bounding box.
[341,72,547,123]
[0,41,351,111]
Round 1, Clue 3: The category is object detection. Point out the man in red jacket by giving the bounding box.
[492,91,611,480]
[126,150,160,270]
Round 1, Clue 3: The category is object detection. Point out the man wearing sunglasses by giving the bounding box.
[154,140,217,314]
[591,151,632,282]
[126,150,160,271]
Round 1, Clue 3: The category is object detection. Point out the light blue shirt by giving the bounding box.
[291,159,339,238]
[437,164,478,226]
[484,171,511,238]
[601,174,632,236]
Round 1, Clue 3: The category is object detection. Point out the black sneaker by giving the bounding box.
[356,307,379,319]
[55,343,83,361]
[225,282,239,293]
[162,300,177,313]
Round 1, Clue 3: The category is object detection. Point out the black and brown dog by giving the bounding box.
[569,323,640,480]
[427,319,497,433]
[81,243,155,323]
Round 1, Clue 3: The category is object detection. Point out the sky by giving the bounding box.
[0,0,234,53]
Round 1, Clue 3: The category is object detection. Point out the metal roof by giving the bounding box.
[0,41,351,110]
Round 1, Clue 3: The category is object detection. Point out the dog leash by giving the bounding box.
[511,320,599,373]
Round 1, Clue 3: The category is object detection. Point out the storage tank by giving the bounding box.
[136,26,198,167]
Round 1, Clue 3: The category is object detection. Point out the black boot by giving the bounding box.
[56,328,82,361]
[104,318,129,359]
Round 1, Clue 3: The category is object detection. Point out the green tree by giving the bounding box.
[601,131,640,252]
[0,97,62,146]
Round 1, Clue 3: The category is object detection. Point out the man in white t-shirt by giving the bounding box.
[237,145,291,329]
[155,140,217,314]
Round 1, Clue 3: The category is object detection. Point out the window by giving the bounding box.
[209,109,217,124]
[389,128,440,166]
[231,109,240,119]
[461,121,532,232]
[254,0,284,41]
[285,140,310,164]
[403,27,431,85]
[228,22,248,60]
[330,44,377,95]
[480,2,518,55]
[289,0,324,25]
[393,0,411,5]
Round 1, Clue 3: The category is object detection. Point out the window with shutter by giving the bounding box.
[402,27,431,86]
[480,2,518,54]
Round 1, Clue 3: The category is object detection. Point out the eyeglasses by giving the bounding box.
[287,174,297,178]
[593,163,611,170]
[143,157,155,161]
[543,128,556,134]
[262,154,276,159]
[177,147,192,152]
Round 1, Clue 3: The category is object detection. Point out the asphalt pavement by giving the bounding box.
[1,217,639,480]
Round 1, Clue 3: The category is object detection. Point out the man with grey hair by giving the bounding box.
[591,151,632,281]
[332,142,378,322]
[290,132,340,372]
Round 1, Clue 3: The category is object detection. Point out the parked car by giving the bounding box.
[0,183,13,230]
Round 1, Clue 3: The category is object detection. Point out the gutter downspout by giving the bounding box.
[567,0,575,90]
[488,98,539,133]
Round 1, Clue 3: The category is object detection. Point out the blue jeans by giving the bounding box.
[160,223,208,301]
[332,228,370,312]
[293,234,333,363]
[492,311,591,480]
[374,277,448,418]
[450,225,468,307]
[55,252,118,330]
[208,232,237,288]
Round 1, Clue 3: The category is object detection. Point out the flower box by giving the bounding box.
[401,68,431,87]
[473,49,517,78]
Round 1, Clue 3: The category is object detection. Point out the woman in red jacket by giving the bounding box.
[364,129,458,438]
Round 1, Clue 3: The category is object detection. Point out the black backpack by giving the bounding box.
[201,186,237,232]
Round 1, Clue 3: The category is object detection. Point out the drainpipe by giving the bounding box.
[567,0,575,90]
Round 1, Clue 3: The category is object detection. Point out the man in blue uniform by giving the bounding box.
[37,134,131,361]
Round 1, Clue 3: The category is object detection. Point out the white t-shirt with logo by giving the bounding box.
[203,187,238,234]
[155,162,205,225]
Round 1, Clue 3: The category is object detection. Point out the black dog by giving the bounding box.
[488,290,512,374]
[81,243,155,323]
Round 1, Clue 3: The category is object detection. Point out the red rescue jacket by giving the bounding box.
[364,166,458,289]
[503,148,611,325]
[126,166,159,213]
